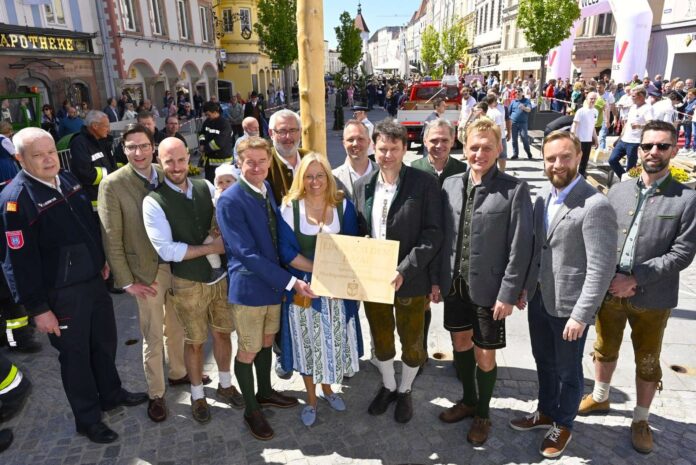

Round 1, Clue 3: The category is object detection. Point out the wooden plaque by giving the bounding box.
[311,234,399,305]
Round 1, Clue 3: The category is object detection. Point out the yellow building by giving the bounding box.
[215,0,293,103]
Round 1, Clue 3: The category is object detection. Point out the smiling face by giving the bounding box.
[16,134,60,183]
[123,131,154,173]
[270,114,301,157]
[374,135,406,173]
[239,147,270,188]
[543,137,582,189]
[158,138,190,188]
[465,129,500,177]
[302,161,328,199]
[342,123,370,162]
[424,124,454,163]
[639,129,677,175]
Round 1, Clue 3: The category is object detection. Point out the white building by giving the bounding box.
[324,41,342,75]
[471,0,503,78]
[646,0,696,81]
[368,26,403,74]
[97,0,218,108]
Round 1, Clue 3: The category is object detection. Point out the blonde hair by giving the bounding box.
[465,116,501,142]
[282,152,344,206]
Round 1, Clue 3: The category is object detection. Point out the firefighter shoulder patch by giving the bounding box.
[6,201,17,212]
[6,230,24,250]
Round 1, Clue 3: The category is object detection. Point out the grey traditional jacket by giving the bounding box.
[607,175,696,309]
[438,166,533,307]
[332,159,378,200]
[525,177,617,324]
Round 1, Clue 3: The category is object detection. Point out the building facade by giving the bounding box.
[367,26,402,74]
[471,0,503,78]
[646,0,696,81]
[215,0,290,103]
[0,0,104,109]
[97,0,218,111]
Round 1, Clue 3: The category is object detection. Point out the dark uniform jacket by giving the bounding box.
[353,165,443,297]
[198,116,232,166]
[0,170,104,316]
[68,126,117,209]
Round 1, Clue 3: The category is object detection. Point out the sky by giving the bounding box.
[323,0,424,48]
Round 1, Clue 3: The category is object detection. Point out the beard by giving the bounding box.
[546,165,579,189]
[643,157,670,174]
[274,139,301,158]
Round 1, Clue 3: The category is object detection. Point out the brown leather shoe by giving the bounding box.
[439,402,476,423]
[540,424,572,458]
[191,397,211,424]
[147,397,167,423]
[168,374,213,386]
[509,410,554,431]
[631,420,653,454]
[256,389,298,409]
[216,384,245,409]
[244,410,274,440]
[467,416,491,446]
[578,393,610,416]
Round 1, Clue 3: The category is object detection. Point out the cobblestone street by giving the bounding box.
[2,108,696,465]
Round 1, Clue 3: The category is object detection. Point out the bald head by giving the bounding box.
[158,137,189,187]
[242,117,259,136]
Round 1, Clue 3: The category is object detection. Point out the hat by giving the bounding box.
[648,89,662,98]
[352,105,369,112]
[214,164,239,181]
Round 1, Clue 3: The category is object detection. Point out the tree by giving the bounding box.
[254,0,298,103]
[421,25,440,75]
[517,0,580,98]
[334,11,362,84]
[439,19,469,75]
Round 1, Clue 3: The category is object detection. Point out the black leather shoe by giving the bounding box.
[256,389,298,408]
[0,428,13,452]
[394,391,413,423]
[368,386,397,416]
[120,390,148,407]
[77,422,119,444]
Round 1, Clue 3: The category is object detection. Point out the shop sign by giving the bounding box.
[0,32,89,52]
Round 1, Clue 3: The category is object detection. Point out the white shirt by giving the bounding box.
[348,160,373,182]
[651,99,676,123]
[616,94,633,120]
[142,177,216,263]
[602,90,615,106]
[458,96,477,126]
[486,106,506,138]
[573,107,598,142]
[1,135,16,155]
[280,198,345,235]
[371,173,398,240]
[24,170,61,192]
[623,103,655,144]
[275,149,301,176]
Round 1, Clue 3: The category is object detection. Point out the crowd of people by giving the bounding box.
[0,75,694,463]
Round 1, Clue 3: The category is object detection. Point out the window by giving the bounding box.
[44,0,66,25]
[239,8,251,32]
[483,4,488,32]
[490,0,495,30]
[596,13,614,36]
[504,25,510,49]
[177,0,189,39]
[222,8,234,32]
[150,0,166,35]
[121,0,137,31]
[200,6,209,42]
[579,18,588,37]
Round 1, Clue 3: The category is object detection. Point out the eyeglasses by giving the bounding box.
[124,143,153,152]
[304,173,327,182]
[273,128,300,137]
[639,143,673,152]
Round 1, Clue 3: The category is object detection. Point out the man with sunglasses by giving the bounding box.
[98,124,189,423]
[579,120,696,455]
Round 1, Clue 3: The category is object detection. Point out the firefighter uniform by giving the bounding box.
[0,169,124,431]
[198,115,232,183]
[68,125,117,211]
[0,269,40,352]
[0,342,30,453]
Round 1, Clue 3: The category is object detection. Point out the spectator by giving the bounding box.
[609,86,654,179]
[40,104,58,140]
[122,102,137,121]
[509,89,534,160]
[57,106,84,140]
[103,97,120,123]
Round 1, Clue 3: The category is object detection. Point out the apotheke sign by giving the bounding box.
[0,32,88,52]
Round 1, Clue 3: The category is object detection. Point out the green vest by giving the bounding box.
[148,180,214,282]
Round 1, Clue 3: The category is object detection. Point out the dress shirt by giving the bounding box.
[348,161,374,185]
[371,172,399,240]
[24,170,61,192]
[545,174,583,233]
[618,173,670,272]
[142,177,215,263]
[275,150,301,177]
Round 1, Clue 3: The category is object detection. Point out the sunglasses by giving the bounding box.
[639,143,673,151]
